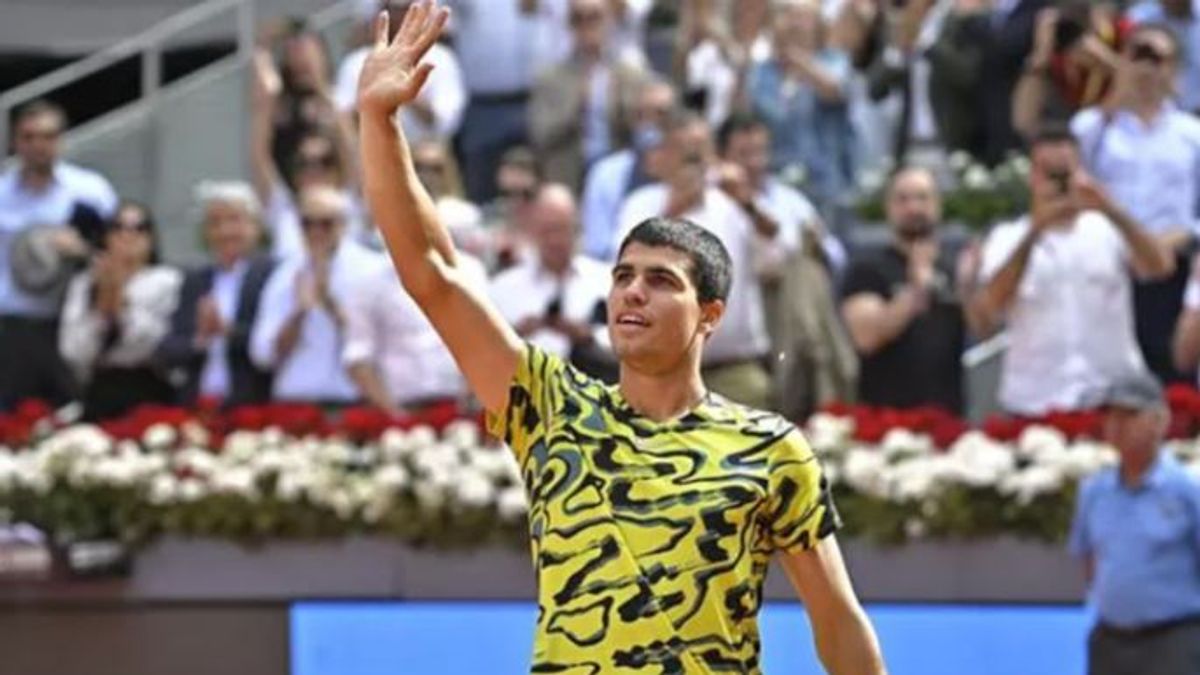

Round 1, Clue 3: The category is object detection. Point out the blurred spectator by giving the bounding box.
[716,111,847,277]
[447,0,572,202]
[858,0,956,169]
[1173,254,1200,380]
[1068,375,1200,675]
[1128,0,1200,114]
[608,0,655,66]
[1012,1,1129,142]
[59,202,181,421]
[924,0,991,160]
[0,100,117,411]
[840,167,982,414]
[615,111,773,408]
[409,139,490,260]
[490,185,616,381]
[529,0,649,193]
[343,252,487,414]
[747,0,855,212]
[334,0,467,144]
[717,112,857,417]
[250,187,384,405]
[262,19,341,172]
[252,47,366,260]
[580,77,676,261]
[482,146,545,271]
[978,0,1052,164]
[159,182,277,408]
[676,0,756,127]
[1073,23,1200,385]
[973,127,1172,416]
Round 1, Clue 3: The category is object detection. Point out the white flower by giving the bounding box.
[1017,426,1067,461]
[260,427,285,449]
[142,423,177,450]
[881,428,934,458]
[374,464,410,491]
[904,518,927,540]
[407,425,438,449]
[944,432,1015,487]
[453,470,497,509]
[1011,156,1032,178]
[413,466,452,509]
[949,150,973,171]
[805,413,854,453]
[380,428,415,462]
[178,478,207,502]
[444,421,480,450]
[842,448,889,498]
[887,456,946,501]
[149,474,178,505]
[497,486,529,522]
[963,164,993,190]
[181,421,210,447]
[212,467,257,499]
[1000,465,1064,505]
[223,431,261,460]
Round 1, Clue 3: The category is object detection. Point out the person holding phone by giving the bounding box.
[970,124,1173,416]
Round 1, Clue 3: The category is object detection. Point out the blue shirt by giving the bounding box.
[1069,453,1200,629]
[580,148,636,261]
[0,162,118,317]
[1072,104,1200,236]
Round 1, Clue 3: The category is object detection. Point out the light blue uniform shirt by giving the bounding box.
[0,162,118,317]
[1069,453,1200,629]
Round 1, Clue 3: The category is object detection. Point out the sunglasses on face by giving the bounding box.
[293,154,337,171]
[569,11,604,26]
[501,186,537,202]
[300,215,342,231]
[110,220,151,234]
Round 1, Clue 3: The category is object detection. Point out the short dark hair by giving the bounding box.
[616,217,732,304]
[717,111,769,154]
[1030,122,1080,151]
[498,145,542,181]
[13,99,67,132]
[1128,22,1180,61]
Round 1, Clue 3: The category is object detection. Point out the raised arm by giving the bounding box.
[356,2,522,413]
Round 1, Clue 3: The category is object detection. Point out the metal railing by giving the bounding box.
[0,0,256,154]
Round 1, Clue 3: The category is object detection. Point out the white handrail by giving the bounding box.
[0,0,254,153]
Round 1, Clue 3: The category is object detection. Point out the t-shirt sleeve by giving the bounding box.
[485,343,567,465]
[839,257,888,300]
[766,429,841,553]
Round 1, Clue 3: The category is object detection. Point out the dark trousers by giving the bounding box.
[458,94,528,204]
[1088,619,1200,675]
[82,366,174,422]
[0,315,77,412]
[1134,250,1192,385]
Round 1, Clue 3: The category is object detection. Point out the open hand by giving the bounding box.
[356,0,450,118]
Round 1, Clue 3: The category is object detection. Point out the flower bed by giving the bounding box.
[3,388,1200,549]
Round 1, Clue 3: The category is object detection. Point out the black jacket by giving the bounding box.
[158,255,276,407]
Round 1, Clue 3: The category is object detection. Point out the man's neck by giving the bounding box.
[18,164,54,192]
[1131,98,1167,125]
[617,361,708,423]
[1119,455,1157,489]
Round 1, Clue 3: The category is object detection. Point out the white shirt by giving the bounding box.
[445,0,570,94]
[250,240,385,402]
[334,43,467,143]
[0,162,118,317]
[59,266,182,383]
[980,212,1150,415]
[686,40,739,128]
[264,184,368,261]
[615,184,770,363]
[1072,105,1200,235]
[755,177,847,275]
[342,256,486,406]
[198,260,249,399]
[489,255,611,359]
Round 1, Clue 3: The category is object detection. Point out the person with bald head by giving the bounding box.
[840,166,986,414]
[489,184,615,380]
[250,185,386,404]
[528,0,649,193]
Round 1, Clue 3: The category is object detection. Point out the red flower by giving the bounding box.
[339,407,393,442]
[13,399,51,425]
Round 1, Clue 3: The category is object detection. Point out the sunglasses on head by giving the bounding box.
[300,215,341,231]
[1130,42,1168,65]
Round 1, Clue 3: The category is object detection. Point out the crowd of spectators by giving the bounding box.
[1,0,1198,424]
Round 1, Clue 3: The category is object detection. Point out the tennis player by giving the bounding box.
[356,2,885,672]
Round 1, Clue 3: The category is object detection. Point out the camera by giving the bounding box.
[1046,168,1072,195]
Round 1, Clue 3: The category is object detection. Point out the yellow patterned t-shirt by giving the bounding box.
[487,344,841,674]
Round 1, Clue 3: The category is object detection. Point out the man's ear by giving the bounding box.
[699,299,725,337]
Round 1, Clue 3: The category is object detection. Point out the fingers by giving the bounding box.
[410,62,436,95]
[397,0,428,45]
[414,6,451,56]
[374,10,390,50]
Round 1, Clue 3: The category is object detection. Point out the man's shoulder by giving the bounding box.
[705,393,798,438]
[591,149,637,177]
[489,258,537,290]
[55,162,115,195]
